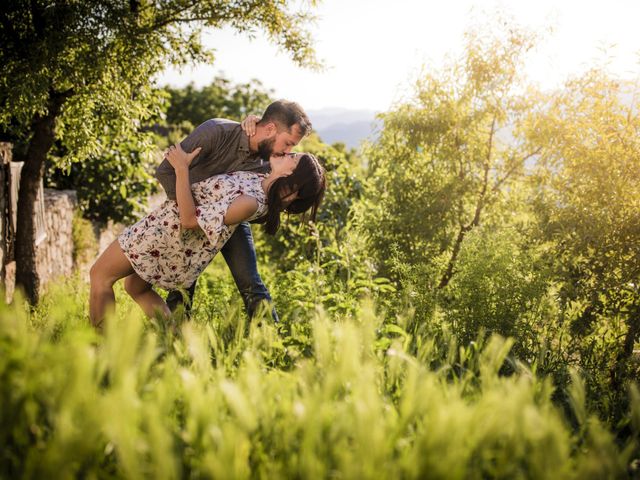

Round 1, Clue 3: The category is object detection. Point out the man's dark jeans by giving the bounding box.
[166,222,279,322]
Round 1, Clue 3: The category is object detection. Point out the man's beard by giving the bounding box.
[257,137,275,160]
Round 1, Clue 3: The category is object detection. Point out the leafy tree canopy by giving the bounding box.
[165,77,275,128]
[359,16,540,290]
[0,0,318,162]
[0,0,319,303]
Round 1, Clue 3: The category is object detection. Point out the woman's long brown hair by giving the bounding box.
[264,153,326,235]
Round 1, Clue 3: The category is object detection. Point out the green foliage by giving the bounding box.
[526,69,640,328]
[1,282,639,478]
[358,18,539,288]
[71,211,98,268]
[523,68,640,418]
[165,77,274,127]
[0,0,318,149]
[441,225,550,360]
[47,129,159,225]
[351,19,640,425]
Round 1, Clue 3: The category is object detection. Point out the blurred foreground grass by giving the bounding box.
[1,272,639,479]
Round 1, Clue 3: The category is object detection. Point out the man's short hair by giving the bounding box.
[260,100,312,137]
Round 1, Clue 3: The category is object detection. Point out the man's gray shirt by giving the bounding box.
[155,118,268,200]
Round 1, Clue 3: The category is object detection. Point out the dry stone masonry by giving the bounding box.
[36,189,77,288]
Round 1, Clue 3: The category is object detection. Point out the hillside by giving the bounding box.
[308,108,382,150]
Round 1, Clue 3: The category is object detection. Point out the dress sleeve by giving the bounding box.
[193,203,229,246]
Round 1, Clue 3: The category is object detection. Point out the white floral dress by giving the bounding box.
[118,171,268,290]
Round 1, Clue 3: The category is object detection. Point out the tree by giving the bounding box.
[359,18,541,295]
[46,128,159,225]
[0,0,318,303]
[525,69,640,399]
[165,77,274,127]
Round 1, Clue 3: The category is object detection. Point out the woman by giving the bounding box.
[89,144,325,328]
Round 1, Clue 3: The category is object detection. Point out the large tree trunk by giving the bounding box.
[15,92,65,304]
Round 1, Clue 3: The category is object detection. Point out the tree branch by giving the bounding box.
[491,146,542,193]
[438,115,496,289]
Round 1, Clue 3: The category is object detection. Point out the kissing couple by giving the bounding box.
[89,100,326,329]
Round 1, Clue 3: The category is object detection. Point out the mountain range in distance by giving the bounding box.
[307,108,382,150]
[307,90,636,151]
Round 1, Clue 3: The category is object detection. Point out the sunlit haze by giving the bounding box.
[158,0,640,112]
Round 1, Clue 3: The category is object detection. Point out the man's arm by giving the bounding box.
[155,120,221,199]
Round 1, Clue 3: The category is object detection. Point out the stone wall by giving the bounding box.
[35,189,78,289]
[0,141,133,302]
[0,140,148,301]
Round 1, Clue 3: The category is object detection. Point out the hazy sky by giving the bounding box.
[157,0,640,112]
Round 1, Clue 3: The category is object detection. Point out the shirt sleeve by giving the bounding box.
[154,120,223,200]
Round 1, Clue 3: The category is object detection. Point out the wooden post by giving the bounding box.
[0,143,12,299]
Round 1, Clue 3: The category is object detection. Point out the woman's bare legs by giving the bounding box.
[124,273,171,319]
[90,240,172,329]
[89,240,135,329]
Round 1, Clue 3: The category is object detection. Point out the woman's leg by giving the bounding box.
[123,273,171,320]
[89,240,135,329]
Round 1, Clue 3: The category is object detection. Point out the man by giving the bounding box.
[155,99,312,322]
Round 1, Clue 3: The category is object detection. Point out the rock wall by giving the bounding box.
[35,189,78,289]
[0,137,146,301]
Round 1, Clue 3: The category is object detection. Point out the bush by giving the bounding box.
[71,211,98,269]
[441,225,549,361]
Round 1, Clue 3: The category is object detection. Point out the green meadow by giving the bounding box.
[2,268,638,479]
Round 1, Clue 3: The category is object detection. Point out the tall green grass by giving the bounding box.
[1,280,638,479]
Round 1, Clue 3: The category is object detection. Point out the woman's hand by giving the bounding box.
[165,144,201,172]
[240,114,261,136]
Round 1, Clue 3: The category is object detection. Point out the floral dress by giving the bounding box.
[118,171,267,290]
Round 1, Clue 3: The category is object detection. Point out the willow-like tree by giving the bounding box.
[0,0,318,304]
[360,18,541,292]
[525,69,640,398]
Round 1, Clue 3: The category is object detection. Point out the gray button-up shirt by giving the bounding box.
[155,118,269,200]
